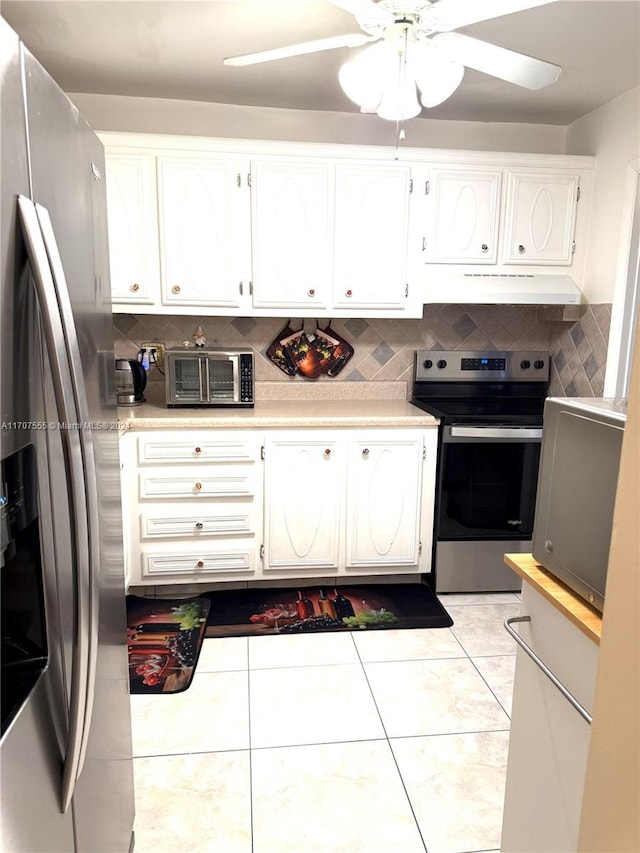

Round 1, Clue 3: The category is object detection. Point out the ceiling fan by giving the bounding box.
[224,0,562,121]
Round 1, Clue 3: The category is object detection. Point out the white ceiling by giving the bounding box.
[2,0,640,125]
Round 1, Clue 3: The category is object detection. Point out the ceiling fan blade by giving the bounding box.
[224,33,374,67]
[422,0,557,32]
[325,0,393,23]
[433,32,561,89]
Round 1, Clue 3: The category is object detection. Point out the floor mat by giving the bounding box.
[126,596,210,694]
[203,583,452,638]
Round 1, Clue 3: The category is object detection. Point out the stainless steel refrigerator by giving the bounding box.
[1,18,135,852]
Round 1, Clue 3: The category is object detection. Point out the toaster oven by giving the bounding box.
[165,348,254,407]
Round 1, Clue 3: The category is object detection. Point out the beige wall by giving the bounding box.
[566,86,640,304]
[577,319,640,851]
[68,92,567,154]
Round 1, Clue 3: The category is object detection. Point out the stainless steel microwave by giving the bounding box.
[532,397,627,612]
[165,348,254,407]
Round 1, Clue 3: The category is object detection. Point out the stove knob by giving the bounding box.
[437,359,447,369]
[520,360,531,369]
[534,359,545,370]
[422,359,433,369]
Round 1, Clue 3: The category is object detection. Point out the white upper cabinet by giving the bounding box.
[333,164,411,309]
[422,168,502,264]
[250,160,332,310]
[502,172,580,265]
[102,133,594,313]
[346,431,424,569]
[157,156,250,308]
[104,153,160,304]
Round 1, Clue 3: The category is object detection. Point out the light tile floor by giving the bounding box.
[129,592,521,853]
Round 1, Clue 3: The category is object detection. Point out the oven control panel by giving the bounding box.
[414,350,549,382]
[461,357,506,371]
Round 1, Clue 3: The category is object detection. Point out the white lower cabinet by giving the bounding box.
[501,582,599,852]
[121,426,437,586]
[263,428,437,578]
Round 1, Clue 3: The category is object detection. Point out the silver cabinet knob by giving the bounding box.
[362,448,370,457]
[195,521,204,530]
[481,244,488,253]
[517,244,526,254]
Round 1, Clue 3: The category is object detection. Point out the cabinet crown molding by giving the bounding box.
[98,131,596,172]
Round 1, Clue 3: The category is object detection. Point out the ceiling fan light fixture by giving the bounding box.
[376,74,421,122]
[413,44,465,108]
[338,41,391,110]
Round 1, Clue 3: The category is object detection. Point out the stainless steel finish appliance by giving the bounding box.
[411,350,549,593]
[115,358,147,405]
[532,397,627,612]
[1,19,134,852]
[165,347,254,407]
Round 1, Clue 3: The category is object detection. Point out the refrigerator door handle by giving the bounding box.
[17,196,100,814]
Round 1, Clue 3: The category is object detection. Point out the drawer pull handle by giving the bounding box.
[130,282,140,292]
[194,446,201,454]
[324,448,331,457]
[308,288,315,297]
[504,616,592,725]
[362,448,370,457]
[195,482,202,490]
[196,560,204,568]
[172,284,181,294]
[345,289,353,297]
[517,244,526,254]
[195,522,204,530]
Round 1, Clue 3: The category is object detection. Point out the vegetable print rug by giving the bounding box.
[126,596,210,694]
[202,583,453,638]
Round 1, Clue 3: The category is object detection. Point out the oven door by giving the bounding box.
[434,424,543,593]
[438,424,543,539]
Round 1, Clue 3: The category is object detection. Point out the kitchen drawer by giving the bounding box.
[141,548,256,577]
[138,467,258,499]
[137,432,260,464]
[140,506,254,539]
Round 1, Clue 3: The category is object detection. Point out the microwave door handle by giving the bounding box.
[19,197,100,813]
[233,356,240,401]
[201,356,209,403]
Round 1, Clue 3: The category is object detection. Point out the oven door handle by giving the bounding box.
[445,426,543,441]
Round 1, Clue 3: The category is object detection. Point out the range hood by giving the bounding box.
[424,273,583,305]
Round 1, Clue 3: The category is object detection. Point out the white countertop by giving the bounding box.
[118,399,438,430]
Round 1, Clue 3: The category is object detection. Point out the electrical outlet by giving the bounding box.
[141,341,166,372]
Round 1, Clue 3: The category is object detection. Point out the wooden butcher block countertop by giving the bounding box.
[505,553,602,645]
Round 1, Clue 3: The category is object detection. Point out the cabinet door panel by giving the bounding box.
[424,169,501,263]
[264,436,342,568]
[251,161,331,309]
[346,433,423,567]
[502,172,579,265]
[333,165,410,308]
[158,157,245,307]
[105,153,159,303]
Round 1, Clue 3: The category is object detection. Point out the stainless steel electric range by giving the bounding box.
[411,350,550,593]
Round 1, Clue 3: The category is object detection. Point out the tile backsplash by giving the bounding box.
[113,304,611,399]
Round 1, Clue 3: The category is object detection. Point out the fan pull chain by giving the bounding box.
[394,26,410,159]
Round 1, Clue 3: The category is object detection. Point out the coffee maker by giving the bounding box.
[115,359,147,405]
